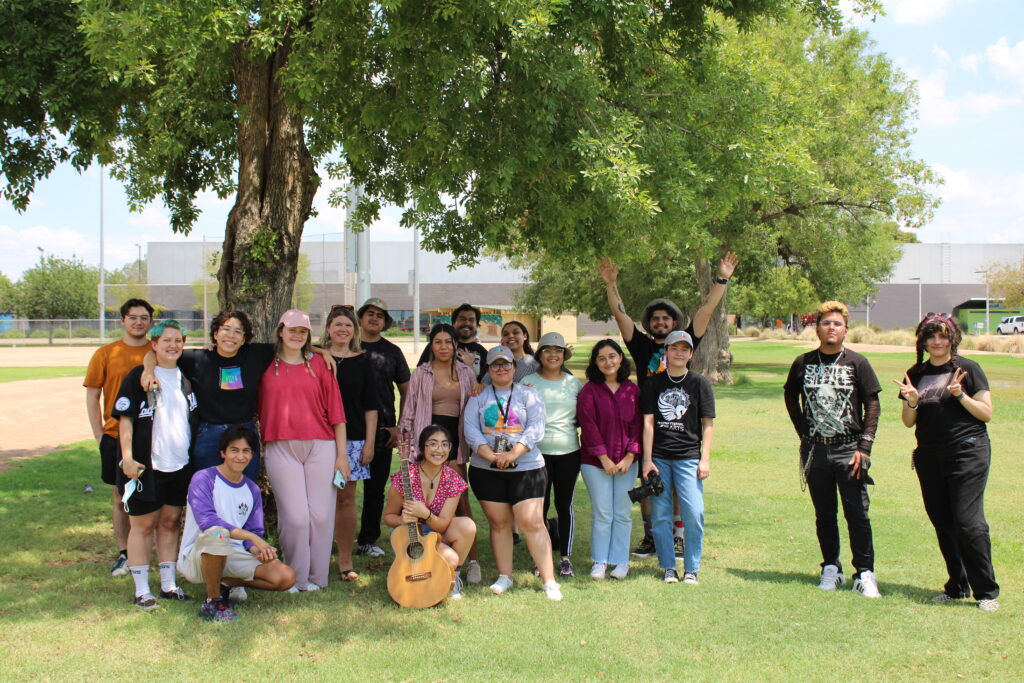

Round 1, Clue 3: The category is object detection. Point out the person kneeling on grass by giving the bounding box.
[178,425,296,622]
[113,319,199,611]
[640,330,714,585]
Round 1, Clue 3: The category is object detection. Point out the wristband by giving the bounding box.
[715,276,730,285]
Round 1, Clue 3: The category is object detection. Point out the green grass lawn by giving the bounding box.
[0,366,86,383]
[1,340,1021,680]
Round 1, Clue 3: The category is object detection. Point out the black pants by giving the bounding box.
[915,435,999,600]
[542,451,580,557]
[802,441,874,574]
[357,429,394,547]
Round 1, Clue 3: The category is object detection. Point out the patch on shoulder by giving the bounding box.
[115,397,130,412]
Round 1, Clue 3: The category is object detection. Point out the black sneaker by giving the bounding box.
[199,597,239,622]
[663,568,680,584]
[133,594,158,611]
[674,536,684,559]
[558,558,575,578]
[159,587,192,601]
[631,535,656,558]
[111,553,129,577]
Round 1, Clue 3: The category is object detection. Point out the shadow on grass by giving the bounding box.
[724,567,938,602]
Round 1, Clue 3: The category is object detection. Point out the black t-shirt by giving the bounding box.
[640,370,715,459]
[784,348,881,440]
[333,353,380,440]
[176,344,275,425]
[417,340,488,381]
[362,337,412,428]
[625,323,701,388]
[111,365,199,498]
[903,356,990,448]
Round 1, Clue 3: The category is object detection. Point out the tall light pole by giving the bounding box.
[412,226,420,355]
[974,270,990,334]
[98,167,106,341]
[909,277,922,323]
[135,243,142,281]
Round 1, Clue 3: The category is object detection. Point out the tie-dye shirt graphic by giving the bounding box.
[219,366,244,391]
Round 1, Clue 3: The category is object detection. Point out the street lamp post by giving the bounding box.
[909,277,922,323]
[974,270,990,334]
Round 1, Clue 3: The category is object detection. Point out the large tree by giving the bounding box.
[515,16,937,381]
[2,0,858,340]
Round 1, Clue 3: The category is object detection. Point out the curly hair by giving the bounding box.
[417,424,453,462]
[210,309,254,346]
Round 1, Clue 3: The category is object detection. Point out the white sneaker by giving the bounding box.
[303,583,322,592]
[287,585,300,593]
[356,543,385,558]
[449,575,464,601]
[542,580,563,601]
[590,562,607,579]
[609,564,629,580]
[853,570,881,598]
[977,599,999,612]
[229,586,247,602]
[466,560,482,585]
[490,574,513,595]
[818,564,845,591]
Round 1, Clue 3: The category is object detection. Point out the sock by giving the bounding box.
[118,549,127,557]
[674,517,684,538]
[642,514,652,536]
[158,561,177,592]
[130,565,151,598]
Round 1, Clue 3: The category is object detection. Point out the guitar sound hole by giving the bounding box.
[407,542,424,560]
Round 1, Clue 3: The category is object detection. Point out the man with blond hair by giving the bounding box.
[784,301,883,598]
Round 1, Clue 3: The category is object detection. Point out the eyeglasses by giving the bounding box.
[818,321,846,328]
[425,440,452,450]
[125,315,151,323]
[490,361,513,369]
[219,326,245,336]
[541,347,564,355]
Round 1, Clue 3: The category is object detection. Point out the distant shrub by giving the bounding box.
[743,326,760,337]
[72,326,99,338]
[846,327,874,343]
[0,329,25,339]
[29,329,51,339]
[798,327,817,341]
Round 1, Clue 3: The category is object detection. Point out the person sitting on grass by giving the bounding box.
[384,424,477,600]
[178,425,296,621]
[112,319,199,611]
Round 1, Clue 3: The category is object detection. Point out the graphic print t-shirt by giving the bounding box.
[625,323,701,388]
[177,344,275,425]
[784,349,881,439]
[640,371,715,459]
[904,356,989,448]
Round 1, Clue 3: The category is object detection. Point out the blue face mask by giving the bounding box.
[122,479,142,513]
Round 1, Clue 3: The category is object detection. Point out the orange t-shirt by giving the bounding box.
[84,339,152,438]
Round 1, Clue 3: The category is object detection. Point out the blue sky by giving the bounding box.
[2,0,1022,279]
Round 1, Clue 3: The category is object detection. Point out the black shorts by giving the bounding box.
[123,468,192,516]
[100,434,120,486]
[469,465,547,506]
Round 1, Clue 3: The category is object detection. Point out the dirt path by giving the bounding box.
[0,377,92,473]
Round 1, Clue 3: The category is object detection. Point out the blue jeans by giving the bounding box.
[194,421,261,481]
[651,458,703,572]
[581,462,637,566]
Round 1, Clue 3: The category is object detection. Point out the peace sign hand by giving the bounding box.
[947,368,968,398]
[892,373,920,407]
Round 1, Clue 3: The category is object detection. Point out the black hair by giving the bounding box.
[913,315,962,370]
[586,338,632,383]
[417,424,453,462]
[210,309,254,346]
[646,303,677,323]
[218,424,259,454]
[120,298,154,318]
[451,303,481,325]
[501,320,534,356]
[424,323,460,381]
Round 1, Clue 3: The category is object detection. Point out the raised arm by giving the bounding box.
[691,251,738,338]
[598,256,635,343]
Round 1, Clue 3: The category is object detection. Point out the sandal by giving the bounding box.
[339,569,359,581]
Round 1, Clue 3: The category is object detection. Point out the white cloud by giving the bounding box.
[922,163,1024,243]
[931,45,951,63]
[959,54,980,75]
[910,67,1021,127]
[0,224,98,279]
[985,37,1024,87]
[888,0,952,24]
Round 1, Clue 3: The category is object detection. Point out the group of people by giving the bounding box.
[83,251,1001,620]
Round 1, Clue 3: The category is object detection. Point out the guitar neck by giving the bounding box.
[400,457,420,543]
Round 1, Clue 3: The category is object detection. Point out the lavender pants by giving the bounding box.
[265,439,338,589]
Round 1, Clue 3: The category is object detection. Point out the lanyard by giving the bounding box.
[492,384,515,427]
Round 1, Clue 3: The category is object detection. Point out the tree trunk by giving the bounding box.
[218,41,318,342]
[691,257,733,384]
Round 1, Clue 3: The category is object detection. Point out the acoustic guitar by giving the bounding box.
[386,434,455,608]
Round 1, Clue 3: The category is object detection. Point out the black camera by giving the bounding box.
[628,472,665,503]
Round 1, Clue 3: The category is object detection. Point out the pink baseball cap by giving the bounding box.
[279,309,311,329]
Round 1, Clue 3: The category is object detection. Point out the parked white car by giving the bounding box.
[996,315,1024,334]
